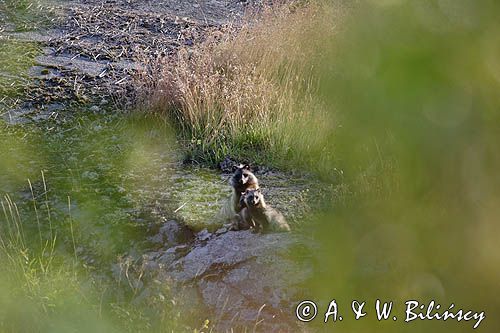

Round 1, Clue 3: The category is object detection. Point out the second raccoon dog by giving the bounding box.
[240,188,290,233]
[218,164,259,222]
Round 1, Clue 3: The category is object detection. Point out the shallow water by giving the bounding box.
[0,109,320,256]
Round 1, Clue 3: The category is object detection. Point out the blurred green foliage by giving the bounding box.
[307,1,500,332]
[1,0,500,332]
[0,114,187,332]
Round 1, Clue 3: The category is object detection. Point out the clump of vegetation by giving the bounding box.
[0,192,100,332]
[136,2,343,175]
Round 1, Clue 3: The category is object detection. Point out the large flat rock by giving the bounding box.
[140,229,314,332]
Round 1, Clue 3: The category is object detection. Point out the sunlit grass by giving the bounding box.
[0,189,102,332]
[136,2,342,176]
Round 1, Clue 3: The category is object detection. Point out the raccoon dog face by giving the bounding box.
[243,189,262,207]
[231,164,252,185]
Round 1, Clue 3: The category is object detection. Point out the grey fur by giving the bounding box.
[218,164,259,222]
[239,189,290,233]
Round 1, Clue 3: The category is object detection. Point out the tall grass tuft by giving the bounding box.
[0,192,61,331]
[136,2,344,175]
[0,179,110,332]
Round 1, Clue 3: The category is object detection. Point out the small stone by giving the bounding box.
[197,229,212,241]
[157,220,195,246]
[215,226,229,235]
[89,105,100,112]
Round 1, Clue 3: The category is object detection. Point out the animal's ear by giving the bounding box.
[243,164,250,170]
[232,164,239,172]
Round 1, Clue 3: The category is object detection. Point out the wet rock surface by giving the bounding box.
[139,227,315,332]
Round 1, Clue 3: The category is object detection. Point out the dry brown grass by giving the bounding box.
[135,1,344,172]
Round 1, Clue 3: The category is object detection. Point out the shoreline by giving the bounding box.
[1,0,255,124]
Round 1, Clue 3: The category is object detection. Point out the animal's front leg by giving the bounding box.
[251,219,261,233]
